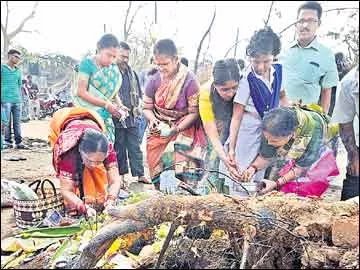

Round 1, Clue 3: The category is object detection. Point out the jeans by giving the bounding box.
[136,114,148,144]
[29,99,41,119]
[21,96,30,121]
[2,103,22,145]
[114,122,145,177]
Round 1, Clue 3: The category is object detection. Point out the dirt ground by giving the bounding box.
[0,119,345,240]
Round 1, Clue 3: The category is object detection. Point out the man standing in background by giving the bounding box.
[113,41,151,185]
[280,1,338,114]
[27,75,41,120]
[332,66,359,201]
[1,49,25,149]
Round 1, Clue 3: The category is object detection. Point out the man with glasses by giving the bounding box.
[1,49,26,149]
[280,1,338,115]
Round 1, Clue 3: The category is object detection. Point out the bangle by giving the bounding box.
[249,164,258,173]
[106,195,116,201]
[76,201,86,213]
[104,102,111,110]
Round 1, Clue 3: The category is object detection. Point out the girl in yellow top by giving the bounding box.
[199,59,242,192]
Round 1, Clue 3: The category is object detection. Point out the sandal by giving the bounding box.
[138,177,152,184]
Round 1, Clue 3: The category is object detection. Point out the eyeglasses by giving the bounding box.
[296,18,319,25]
[80,152,105,166]
[12,54,21,60]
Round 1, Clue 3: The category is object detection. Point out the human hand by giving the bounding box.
[85,204,97,218]
[103,199,116,214]
[223,156,242,180]
[106,103,122,118]
[240,166,256,182]
[149,118,161,134]
[256,179,277,195]
[160,126,177,137]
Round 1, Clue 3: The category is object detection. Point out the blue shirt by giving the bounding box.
[280,37,338,104]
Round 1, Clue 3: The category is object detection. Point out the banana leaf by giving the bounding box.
[18,225,82,238]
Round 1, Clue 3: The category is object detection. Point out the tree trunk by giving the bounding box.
[234,28,239,58]
[73,193,359,269]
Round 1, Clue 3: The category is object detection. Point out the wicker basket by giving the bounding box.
[13,179,64,229]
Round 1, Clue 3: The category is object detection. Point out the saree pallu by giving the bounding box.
[72,60,122,143]
[147,113,207,184]
[49,107,109,206]
[278,147,339,197]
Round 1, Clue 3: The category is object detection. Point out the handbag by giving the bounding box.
[13,179,64,229]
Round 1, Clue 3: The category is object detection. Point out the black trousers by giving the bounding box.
[114,123,144,177]
[341,174,359,201]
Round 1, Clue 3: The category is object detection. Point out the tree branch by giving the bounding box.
[8,1,38,39]
[127,3,144,40]
[194,8,216,75]
[124,1,132,41]
[224,38,247,58]
[5,1,9,32]
[264,1,275,26]
[1,23,6,36]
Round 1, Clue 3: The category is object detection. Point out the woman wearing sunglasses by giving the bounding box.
[227,27,287,189]
[49,107,125,217]
[199,59,241,193]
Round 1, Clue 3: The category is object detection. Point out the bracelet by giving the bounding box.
[76,201,86,213]
[104,102,111,110]
[249,164,258,173]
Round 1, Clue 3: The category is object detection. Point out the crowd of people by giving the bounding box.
[1,1,358,218]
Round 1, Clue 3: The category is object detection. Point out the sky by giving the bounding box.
[1,1,359,64]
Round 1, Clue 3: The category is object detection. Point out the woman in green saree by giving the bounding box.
[73,34,125,143]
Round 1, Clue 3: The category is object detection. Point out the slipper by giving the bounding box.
[138,177,152,184]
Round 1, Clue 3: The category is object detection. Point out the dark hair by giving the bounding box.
[213,58,241,85]
[180,57,189,67]
[8,49,21,56]
[262,108,299,137]
[297,1,322,20]
[246,26,281,57]
[153,39,177,57]
[237,59,245,71]
[97,34,120,50]
[119,41,131,51]
[79,129,108,154]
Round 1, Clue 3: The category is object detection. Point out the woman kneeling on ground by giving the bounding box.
[49,107,125,217]
[240,106,339,197]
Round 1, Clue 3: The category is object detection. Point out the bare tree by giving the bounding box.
[1,1,39,60]
[123,1,144,42]
[194,8,216,75]
[224,2,274,59]
[264,1,275,26]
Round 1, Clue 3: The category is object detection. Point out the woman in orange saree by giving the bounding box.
[49,107,125,216]
[143,39,207,188]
